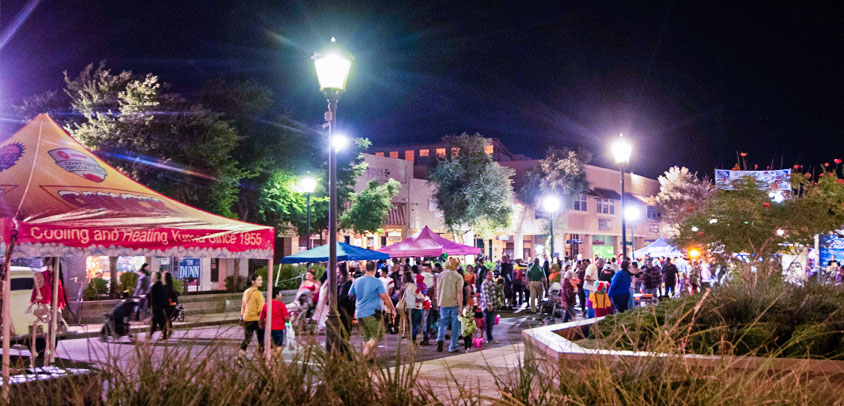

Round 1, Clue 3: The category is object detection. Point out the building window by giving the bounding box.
[405,150,414,161]
[598,218,612,231]
[389,151,398,159]
[375,152,384,157]
[649,223,660,234]
[484,145,494,155]
[436,148,446,157]
[647,206,661,220]
[570,194,587,212]
[597,198,615,214]
[210,258,219,283]
[451,147,460,156]
[419,149,429,157]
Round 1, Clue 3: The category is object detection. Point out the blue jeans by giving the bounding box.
[271,330,286,347]
[584,289,595,318]
[408,308,423,342]
[483,309,496,341]
[437,306,461,351]
[423,308,438,341]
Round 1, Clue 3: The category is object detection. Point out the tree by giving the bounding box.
[513,147,591,257]
[674,170,844,285]
[655,166,715,233]
[428,133,514,243]
[342,179,401,234]
[17,62,245,217]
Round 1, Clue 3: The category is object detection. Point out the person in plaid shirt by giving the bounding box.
[480,270,502,343]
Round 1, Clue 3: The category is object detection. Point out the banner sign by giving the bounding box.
[15,224,273,254]
[819,234,844,269]
[178,258,201,279]
[714,169,791,191]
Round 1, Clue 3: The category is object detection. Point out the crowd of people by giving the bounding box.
[237,252,722,360]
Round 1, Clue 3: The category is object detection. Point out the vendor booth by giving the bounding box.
[0,114,276,393]
[633,237,684,258]
[281,242,389,264]
[377,226,481,257]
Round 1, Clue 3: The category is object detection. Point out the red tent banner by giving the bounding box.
[0,114,274,259]
[377,226,482,257]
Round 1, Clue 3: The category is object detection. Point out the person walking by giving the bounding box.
[528,258,546,313]
[134,264,150,321]
[576,260,587,318]
[583,258,604,318]
[238,273,265,366]
[349,262,397,360]
[420,263,438,345]
[259,287,289,352]
[511,263,525,308]
[480,269,501,343]
[662,258,679,297]
[643,259,662,297]
[689,261,701,294]
[436,257,465,353]
[608,260,633,313]
[163,273,179,333]
[401,271,425,344]
[338,267,358,343]
[499,255,514,309]
[147,271,170,340]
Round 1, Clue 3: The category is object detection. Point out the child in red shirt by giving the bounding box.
[259,287,290,349]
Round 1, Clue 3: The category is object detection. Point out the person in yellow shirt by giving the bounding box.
[238,273,265,366]
[589,281,613,317]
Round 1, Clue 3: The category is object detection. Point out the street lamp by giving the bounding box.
[542,195,562,259]
[611,133,632,259]
[298,176,317,250]
[624,205,641,253]
[313,37,352,354]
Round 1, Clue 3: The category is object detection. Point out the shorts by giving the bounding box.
[358,314,384,342]
[271,330,286,347]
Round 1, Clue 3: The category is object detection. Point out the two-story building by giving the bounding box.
[339,139,670,261]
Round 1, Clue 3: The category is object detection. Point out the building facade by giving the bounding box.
[342,140,670,261]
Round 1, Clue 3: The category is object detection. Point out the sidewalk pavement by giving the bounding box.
[63,311,241,340]
[414,343,524,401]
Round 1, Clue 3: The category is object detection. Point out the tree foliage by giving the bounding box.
[655,166,714,231]
[428,133,514,235]
[674,170,844,281]
[341,179,401,234]
[17,62,245,217]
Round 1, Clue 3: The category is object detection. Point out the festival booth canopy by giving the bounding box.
[280,242,389,264]
[633,238,684,258]
[0,114,274,259]
[377,226,482,258]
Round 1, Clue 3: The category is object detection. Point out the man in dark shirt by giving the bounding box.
[662,258,679,297]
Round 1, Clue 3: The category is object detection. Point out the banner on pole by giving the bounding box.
[714,169,791,191]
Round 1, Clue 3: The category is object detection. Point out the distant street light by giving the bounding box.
[298,176,318,250]
[313,37,353,354]
[624,205,642,252]
[611,133,632,258]
[542,195,562,259]
[331,134,349,151]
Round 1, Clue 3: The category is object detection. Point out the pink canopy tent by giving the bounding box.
[377,226,481,257]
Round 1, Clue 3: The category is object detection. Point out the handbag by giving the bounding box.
[494,314,500,325]
[472,336,484,348]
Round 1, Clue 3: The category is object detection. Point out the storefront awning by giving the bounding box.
[385,203,406,225]
[591,188,621,200]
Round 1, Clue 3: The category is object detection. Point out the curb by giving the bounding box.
[64,316,240,340]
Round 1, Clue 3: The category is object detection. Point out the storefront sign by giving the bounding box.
[819,234,844,268]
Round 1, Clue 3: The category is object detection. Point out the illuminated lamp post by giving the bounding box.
[542,195,562,259]
[611,133,632,259]
[313,37,353,353]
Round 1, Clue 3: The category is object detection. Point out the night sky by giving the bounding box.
[2,0,843,178]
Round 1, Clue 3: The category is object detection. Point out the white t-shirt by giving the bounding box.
[379,276,394,294]
[584,263,599,292]
[404,283,422,309]
[421,271,436,291]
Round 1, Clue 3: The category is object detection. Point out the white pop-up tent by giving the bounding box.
[632,237,684,258]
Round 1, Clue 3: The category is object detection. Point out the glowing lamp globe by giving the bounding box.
[299,176,317,194]
[542,195,562,214]
[313,38,352,93]
[624,206,641,221]
[611,133,632,165]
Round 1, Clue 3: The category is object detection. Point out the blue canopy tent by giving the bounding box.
[633,237,684,258]
[280,242,390,264]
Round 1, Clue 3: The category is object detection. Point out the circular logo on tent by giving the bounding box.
[47,148,108,183]
[0,142,24,172]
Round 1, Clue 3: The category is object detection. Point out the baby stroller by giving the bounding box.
[541,282,563,319]
[170,303,185,323]
[101,296,136,342]
[287,288,315,335]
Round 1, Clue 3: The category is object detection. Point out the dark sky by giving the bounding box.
[2,0,843,178]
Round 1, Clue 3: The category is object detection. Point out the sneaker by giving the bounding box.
[437,340,444,352]
[448,348,461,353]
[419,340,431,346]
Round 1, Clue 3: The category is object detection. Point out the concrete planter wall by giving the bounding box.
[69,290,297,324]
[522,318,844,377]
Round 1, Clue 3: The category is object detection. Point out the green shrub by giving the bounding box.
[117,272,138,295]
[82,278,109,300]
[171,278,185,294]
[734,323,777,355]
[787,323,837,358]
[224,275,247,292]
